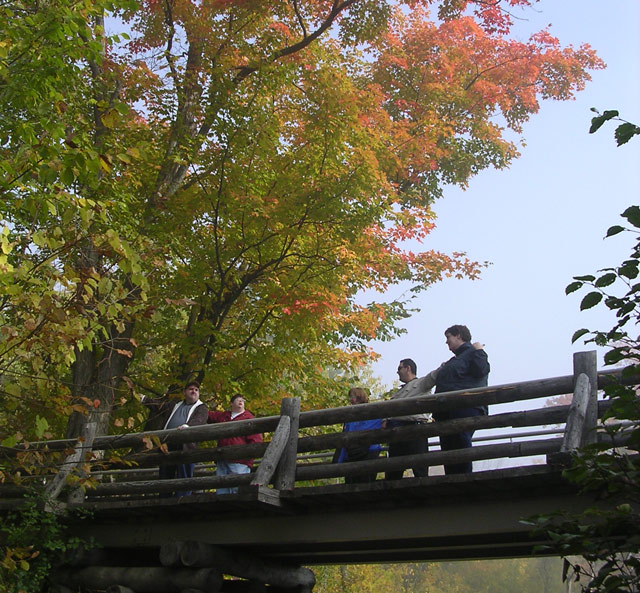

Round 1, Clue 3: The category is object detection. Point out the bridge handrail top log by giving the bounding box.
[3,366,635,456]
[296,366,636,428]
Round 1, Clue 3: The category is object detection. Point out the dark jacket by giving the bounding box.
[208,409,263,467]
[435,342,490,413]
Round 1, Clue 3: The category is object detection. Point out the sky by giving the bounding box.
[365,0,640,400]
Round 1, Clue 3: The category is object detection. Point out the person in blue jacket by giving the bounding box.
[433,324,490,474]
[335,387,382,484]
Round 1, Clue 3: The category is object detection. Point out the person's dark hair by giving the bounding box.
[399,358,417,375]
[348,387,369,404]
[445,325,471,342]
[230,393,244,403]
[184,380,200,390]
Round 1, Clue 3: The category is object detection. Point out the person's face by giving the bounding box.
[445,332,464,353]
[231,396,245,413]
[349,393,359,405]
[183,384,200,404]
[397,362,412,384]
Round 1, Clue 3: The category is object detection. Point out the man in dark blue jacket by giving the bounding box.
[433,324,490,474]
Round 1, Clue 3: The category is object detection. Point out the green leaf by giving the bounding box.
[35,415,49,438]
[565,281,583,295]
[573,275,596,282]
[615,122,640,146]
[571,328,590,343]
[619,260,639,279]
[622,206,640,228]
[604,348,625,365]
[100,109,118,128]
[604,296,623,310]
[1,434,19,447]
[580,291,603,310]
[589,110,618,134]
[605,225,625,237]
[595,273,617,288]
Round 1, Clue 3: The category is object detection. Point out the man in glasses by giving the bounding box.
[383,358,438,480]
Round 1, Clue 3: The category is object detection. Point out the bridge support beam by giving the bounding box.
[54,566,223,593]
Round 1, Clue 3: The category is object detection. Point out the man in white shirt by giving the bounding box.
[383,358,437,480]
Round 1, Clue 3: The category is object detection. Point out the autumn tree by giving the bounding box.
[0,0,604,445]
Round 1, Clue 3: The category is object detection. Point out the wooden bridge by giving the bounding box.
[0,351,634,593]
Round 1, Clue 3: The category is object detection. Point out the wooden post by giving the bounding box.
[45,421,97,505]
[573,351,598,445]
[250,416,291,487]
[272,398,300,491]
[560,373,591,452]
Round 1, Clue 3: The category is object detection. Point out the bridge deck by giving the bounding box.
[69,464,583,564]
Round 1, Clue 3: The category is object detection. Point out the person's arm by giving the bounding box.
[468,344,490,377]
[415,364,443,392]
[186,403,209,427]
[140,395,165,410]
[208,410,226,423]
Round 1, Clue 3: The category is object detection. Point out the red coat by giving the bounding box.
[207,409,263,467]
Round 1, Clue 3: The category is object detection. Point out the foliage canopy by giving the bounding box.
[0,0,604,444]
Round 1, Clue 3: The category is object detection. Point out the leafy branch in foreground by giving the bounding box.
[589,109,640,146]
[528,112,640,593]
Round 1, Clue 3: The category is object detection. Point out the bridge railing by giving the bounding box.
[0,351,635,506]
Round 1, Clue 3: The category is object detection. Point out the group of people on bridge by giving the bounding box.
[335,324,490,482]
[144,323,490,496]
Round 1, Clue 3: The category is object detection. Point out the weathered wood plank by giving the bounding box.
[573,350,598,445]
[250,416,290,487]
[86,472,254,497]
[561,373,591,452]
[295,438,565,481]
[273,398,300,491]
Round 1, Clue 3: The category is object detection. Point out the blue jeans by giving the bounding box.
[434,407,485,474]
[158,462,195,497]
[216,461,250,494]
[385,420,429,480]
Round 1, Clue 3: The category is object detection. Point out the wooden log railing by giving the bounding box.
[0,352,637,506]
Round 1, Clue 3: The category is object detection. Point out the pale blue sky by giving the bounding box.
[367,0,640,395]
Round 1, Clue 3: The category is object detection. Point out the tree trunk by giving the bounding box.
[66,320,135,438]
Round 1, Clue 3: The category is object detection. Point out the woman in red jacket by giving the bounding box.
[208,394,263,494]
